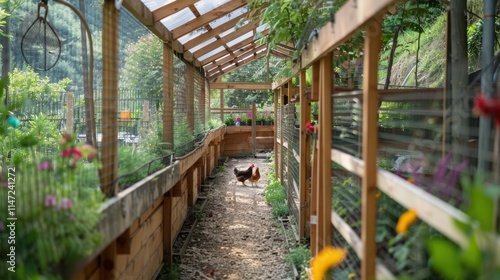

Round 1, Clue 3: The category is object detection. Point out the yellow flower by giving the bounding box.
[310,246,347,280]
[407,177,415,184]
[375,192,381,199]
[348,272,357,279]
[396,209,418,234]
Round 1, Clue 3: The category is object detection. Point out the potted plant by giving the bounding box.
[265,112,274,125]
[224,116,235,126]
[256,113,265,125]
[246,113,253,126]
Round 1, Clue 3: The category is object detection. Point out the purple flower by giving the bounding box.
[247,113,252,118]
[37,160,53,171]
[59,198,74,210]
[45,195,57,207]
[236,117,241,122]
[434,152,452,185]
[0,220,4,231]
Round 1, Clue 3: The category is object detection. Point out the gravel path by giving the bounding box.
[179,157,291,280]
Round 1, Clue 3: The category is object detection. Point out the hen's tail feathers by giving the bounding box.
[233,167,238,175]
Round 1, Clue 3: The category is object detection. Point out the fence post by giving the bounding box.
[143,100,149,123]
[252,102,256,157]
[361,17,382,280]
[66,92,74,133]
[163,43,174,151]
[299,70,311,241]
[310,60,320,256]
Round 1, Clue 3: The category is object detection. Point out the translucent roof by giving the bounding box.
[138,0,271,79]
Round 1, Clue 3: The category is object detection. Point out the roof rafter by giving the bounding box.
[207,43,266,75]
[172,0,247,40]
[209,51,267,80]
[200,29,269,65]
[152,0,199,23]
[183,12,248,50]
[204,42,256,71]
[193,21,258,58]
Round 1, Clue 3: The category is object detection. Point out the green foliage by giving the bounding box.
[264,180,289,218]
[9,67,71,105]
[174,118,195,156]
[427,174,500,279]
[118,145,165,188]
[0,133,103,280]
[121,34,163,99]
[224,116,235,126]
[285,244,311,272]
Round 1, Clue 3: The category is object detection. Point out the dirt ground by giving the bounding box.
[177,157,291,280]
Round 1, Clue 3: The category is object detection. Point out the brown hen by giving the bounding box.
[248,166,260,187]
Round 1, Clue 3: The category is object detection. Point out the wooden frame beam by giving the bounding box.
[201,29,269,65]
[172,0,247,40]
[193,22,259,58]
[209,82,272,90]
[152,0,199,22]
[205,43,266,74]
[184,12,249,50]
[361,18,382,280]
[208,51,267,80]
[299,69,311,241]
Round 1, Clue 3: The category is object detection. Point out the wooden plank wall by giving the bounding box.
[222,126,274,157]
[71,129,224,280]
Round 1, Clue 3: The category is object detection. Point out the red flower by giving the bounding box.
[474,94,500,127]
[305,122,315,133]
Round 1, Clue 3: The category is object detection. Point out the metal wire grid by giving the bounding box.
[331,166,362,237]
[377,89,469,205]
[375,193,442,279]
[219,57,270,83]
[331,228,362,279]
[332,95,362,157]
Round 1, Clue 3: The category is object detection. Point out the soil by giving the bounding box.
[176,157,292,280]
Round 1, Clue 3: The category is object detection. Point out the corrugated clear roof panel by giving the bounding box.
[189,37,217,53]
[226,31,253,47]
[195,0,232,15]
[209,6,248,29]
[198,46,225,62]
[141,0,175,11]
[239,48,266,62]
[160,7,196,30]
[257,24,268,33]
[219,27,237,38]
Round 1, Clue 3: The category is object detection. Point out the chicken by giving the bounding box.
[248,166,260,187]
[234,163,254,186]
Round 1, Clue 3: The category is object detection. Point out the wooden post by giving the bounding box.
[163,192,173,267]
[274,89,279,180]
[66,92,74,133]
[317,52,333,252]
[220,89,224,122]
[252,102,257,157]
[143,100,150,123]
[187,65,195,132]
[299,70,311,241]
[187,167,194,206]
[361,18,382,280]
[100,0,119,197]
[163,43,174,151]
[279,86,286,184]
[310,60,320,256]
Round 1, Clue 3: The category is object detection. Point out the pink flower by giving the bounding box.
[59,198,74,210]
[247,113,252,118]
[37,160,53,171]
[45,195,57,207]
[236,117,241,122]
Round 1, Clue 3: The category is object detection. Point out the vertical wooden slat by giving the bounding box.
[100,0,119,197]
[361,18,382,280]
[163,43,174,151]
[299,70,311,240]
[187,168,194,206]
[66,92,74,133]
[163,193,173,267]
[318,52,333,252]
[252,102,257,157]
[274,89,279,180]
[143,100,150,123]
[310,60,320,256]
[279,86,285,184]
[220,89,224,122]
[186,65,195,132]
